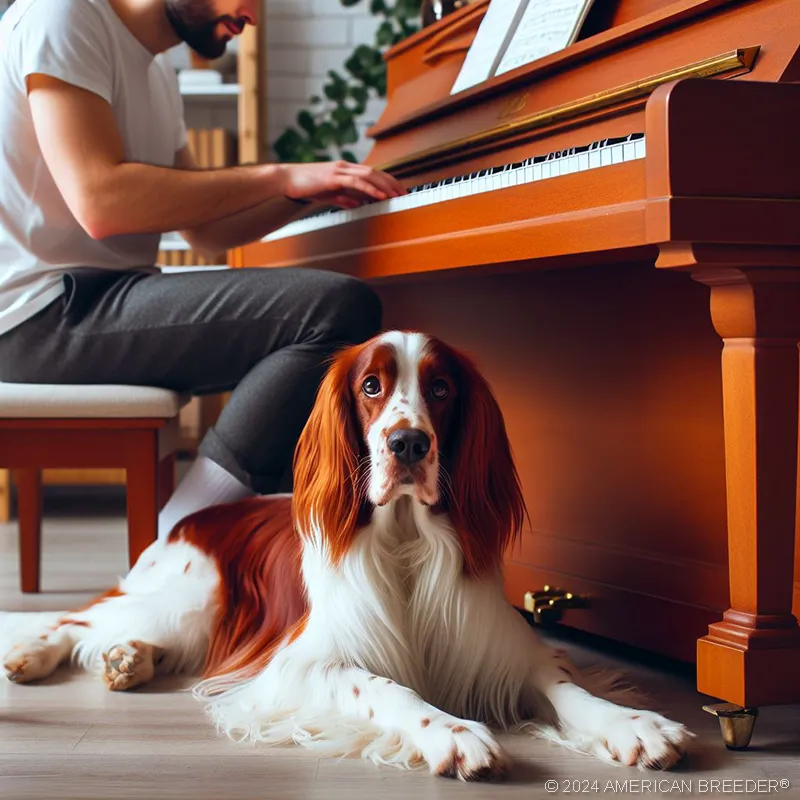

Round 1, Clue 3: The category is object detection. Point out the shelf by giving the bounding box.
[160,265,230,272]
[159,232,190,251]
[180,83,241,100]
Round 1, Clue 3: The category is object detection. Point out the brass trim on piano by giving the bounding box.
[378,47,760,174]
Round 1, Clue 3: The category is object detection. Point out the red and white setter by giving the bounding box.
[2,330,692,779]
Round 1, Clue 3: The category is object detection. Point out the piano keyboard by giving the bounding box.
[265,133,646,242]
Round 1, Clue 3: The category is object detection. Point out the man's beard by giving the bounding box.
[164,1,240,60]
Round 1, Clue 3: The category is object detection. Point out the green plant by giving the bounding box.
[273,0,422,163]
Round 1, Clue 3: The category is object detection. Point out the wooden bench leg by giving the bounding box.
[126,431,160,569]
[0,468,10,524]
[17,468,42,593]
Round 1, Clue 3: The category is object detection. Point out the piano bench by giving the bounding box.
[0,382,189,593]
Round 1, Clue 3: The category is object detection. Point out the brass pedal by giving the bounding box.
[523,585,587,625]
[702,703,759,750]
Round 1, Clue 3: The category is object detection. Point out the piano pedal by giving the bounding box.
[523,585,588,625]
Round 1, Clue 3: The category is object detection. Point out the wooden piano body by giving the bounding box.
[233,0,800,710]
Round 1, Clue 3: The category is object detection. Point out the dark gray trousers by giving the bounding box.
[0,266,382,493]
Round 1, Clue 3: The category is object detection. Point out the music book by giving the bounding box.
[450,0,595,94]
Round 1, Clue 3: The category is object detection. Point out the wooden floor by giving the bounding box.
[1,489,798,799]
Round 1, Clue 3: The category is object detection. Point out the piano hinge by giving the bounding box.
[379,46,760,175]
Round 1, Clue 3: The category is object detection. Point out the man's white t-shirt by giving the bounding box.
[0,0,187,336]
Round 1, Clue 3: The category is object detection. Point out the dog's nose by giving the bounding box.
[388,428,431,466]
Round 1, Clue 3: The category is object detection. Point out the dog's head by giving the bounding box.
[292,331,526,575]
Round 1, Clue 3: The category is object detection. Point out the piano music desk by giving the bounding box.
[234,0,800,737]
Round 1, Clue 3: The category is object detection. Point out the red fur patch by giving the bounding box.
[292,342,376,565]
[426,339,528,578]
[54,587,127,629]
[172,496,307,681]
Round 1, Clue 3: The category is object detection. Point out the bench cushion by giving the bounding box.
[0,383,189,419]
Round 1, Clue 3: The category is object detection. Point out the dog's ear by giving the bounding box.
[292,349,366,563]
[442,346,527,578]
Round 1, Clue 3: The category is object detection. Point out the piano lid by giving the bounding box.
[365,0,800,177]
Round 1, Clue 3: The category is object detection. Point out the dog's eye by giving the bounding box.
[431,379,449,400]
[362,376,381,397]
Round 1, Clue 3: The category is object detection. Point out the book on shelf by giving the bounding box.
[158,127,238,268]
[450,0,596,94]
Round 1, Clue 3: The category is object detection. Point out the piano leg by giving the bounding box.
[676,251,800,724]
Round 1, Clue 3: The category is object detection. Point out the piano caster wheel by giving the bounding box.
[702,703,759,750]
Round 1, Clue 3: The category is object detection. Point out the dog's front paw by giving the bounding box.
[422,717,509,782]
[3,639,61,683]
[598,710,693,770]
[102,641,158,691]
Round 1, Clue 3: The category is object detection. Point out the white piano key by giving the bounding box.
[623,141,635,161]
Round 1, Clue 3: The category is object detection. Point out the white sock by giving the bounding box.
[157,455,255,541]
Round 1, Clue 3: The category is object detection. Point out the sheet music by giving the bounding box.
[450,0,529,95]
[495,0,595,76]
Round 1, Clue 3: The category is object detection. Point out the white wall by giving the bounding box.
[266,0,387,162]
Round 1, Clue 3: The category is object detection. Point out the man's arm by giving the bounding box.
[27,75,403,241]
[173,146,306,256]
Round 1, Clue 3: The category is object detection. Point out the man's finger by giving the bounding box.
[339,175,387,202]
[342,163,405,197]
[366,170,404,198]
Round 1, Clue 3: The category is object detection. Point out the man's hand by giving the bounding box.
[280,161,406,208]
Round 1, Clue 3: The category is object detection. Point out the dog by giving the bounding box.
[1,330,693,780]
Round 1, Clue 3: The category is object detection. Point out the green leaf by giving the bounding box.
[376,20,394,46]
[349,85,368,104]
[369,0,387,12]
[297,110,316,135]
[359,44,382,65]
[332,105,354,126]
[275,130,313,163]
[398,0,421,14]
[324,79,348,102]
[349,84,368,114]
[341,149,358,163]
[339,120,359,145]
[344,53,365,79]
[311,122,337,149]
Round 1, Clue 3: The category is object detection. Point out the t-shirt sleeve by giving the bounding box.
[11,0,113,104]
[156,54,188,153]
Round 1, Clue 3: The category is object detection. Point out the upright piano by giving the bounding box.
[233,0,800,715]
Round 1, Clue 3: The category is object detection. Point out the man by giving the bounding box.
[0,0,404,538]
